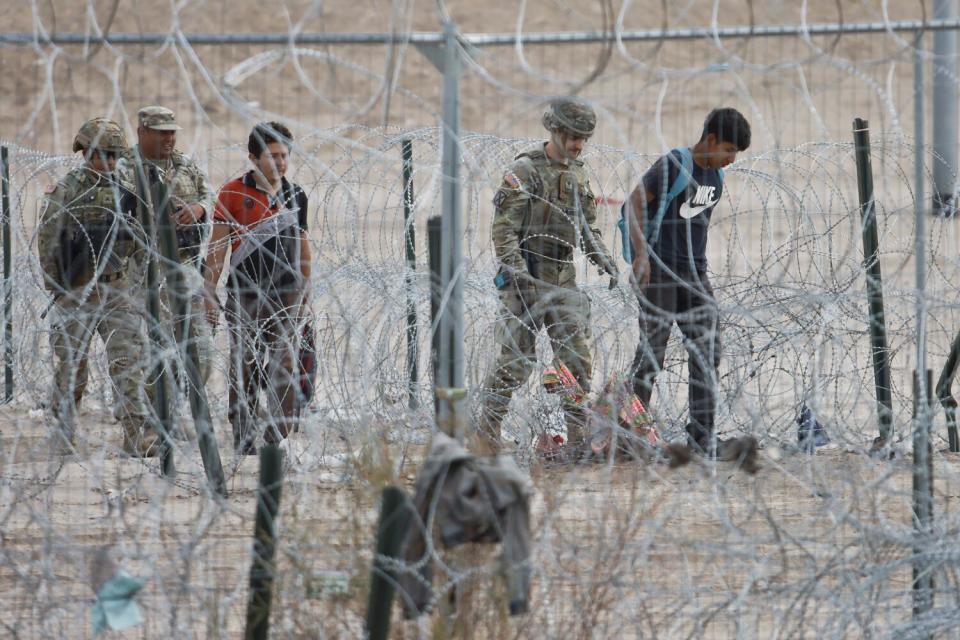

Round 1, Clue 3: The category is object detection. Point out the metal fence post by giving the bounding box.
[151,180,226,497]
[933,0,958,215]
[245,444,284,640]
[364,486,410,640]
[402,139,419,410]
[1,146,12,402]
[936,332,960,451]
[912,40,936,630]
[135,163,175,476]
[427,216,444,421]
[852,118,894,449]
[912,369,935,627]
[437,20,467,442]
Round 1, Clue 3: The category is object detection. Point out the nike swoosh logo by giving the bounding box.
[680,198,718,219]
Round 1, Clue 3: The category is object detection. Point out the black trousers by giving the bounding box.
[226,273,304,450]
[631,262,721,439]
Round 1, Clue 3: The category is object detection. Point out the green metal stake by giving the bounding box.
[428,215,443,413]
[365,485,410,640]
[1,146,12,403]
[935,330,960,452]
[245,444,284,640]
[402,139,419,410]
[912,369,935,622]
[150,180,227,497]
[134,163,175,477]
[853,118,894,448]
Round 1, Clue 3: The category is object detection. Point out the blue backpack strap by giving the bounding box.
[618,148,704,263]
[644,148,693,248]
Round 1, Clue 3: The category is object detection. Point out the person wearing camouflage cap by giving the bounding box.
[541,97,597,139]
[37,118,159,456]
[110,106,216,427]
[477,97,618,461]
[71,117,128,154]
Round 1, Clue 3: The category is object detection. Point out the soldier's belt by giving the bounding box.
[528,242,573,262]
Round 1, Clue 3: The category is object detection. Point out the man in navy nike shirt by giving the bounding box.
[624,108,751,458]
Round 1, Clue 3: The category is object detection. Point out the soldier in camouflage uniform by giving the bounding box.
[74,107,215,415]
[124,106,214,378]
[479,98,618,457]
[38,118,157,456]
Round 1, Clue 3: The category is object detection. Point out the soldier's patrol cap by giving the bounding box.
[138,105,182,131]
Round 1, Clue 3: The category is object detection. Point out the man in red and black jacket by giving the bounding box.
[203,122,312,454]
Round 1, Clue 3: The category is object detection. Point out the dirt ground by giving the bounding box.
[2,402,959,638]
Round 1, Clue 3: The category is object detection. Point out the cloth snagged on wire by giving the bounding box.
[398,433,533,618]
[91,570,144,636]
[797,404,831,452]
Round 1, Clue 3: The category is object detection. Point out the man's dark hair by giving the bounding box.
[248,121,293,158]
[701,108,751,151]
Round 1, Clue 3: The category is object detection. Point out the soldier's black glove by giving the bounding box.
[592,254,619,290]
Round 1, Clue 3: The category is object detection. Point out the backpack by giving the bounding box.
[616,147,724,263]
[232,181,303,294]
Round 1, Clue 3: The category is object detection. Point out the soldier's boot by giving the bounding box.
[122,424,161,458]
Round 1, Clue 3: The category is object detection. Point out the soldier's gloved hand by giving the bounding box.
[495,266,527,293]
[595,255,618,288]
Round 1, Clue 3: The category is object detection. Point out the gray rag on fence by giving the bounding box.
[398,433,533,617]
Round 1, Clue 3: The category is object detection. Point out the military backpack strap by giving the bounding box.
[515,154,542,280]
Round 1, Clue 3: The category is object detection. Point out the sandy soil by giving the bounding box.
[2,404,960,639]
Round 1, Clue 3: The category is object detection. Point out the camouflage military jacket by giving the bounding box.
[38,166,143,292]
[118,145,214,265]
[491,144,613,285]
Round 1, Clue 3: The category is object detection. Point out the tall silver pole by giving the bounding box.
[437,20,467,441]
[913,34,935,628]
[917,38,928,379]
[932,0,958,215]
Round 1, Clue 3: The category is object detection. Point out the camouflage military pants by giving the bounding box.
[73,263,212,410]
[226,277,304,453]
[47,278,149,440]
[161,289,212,383]
[480,279,592,446]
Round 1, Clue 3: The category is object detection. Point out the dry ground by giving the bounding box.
[2,401,960,638]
